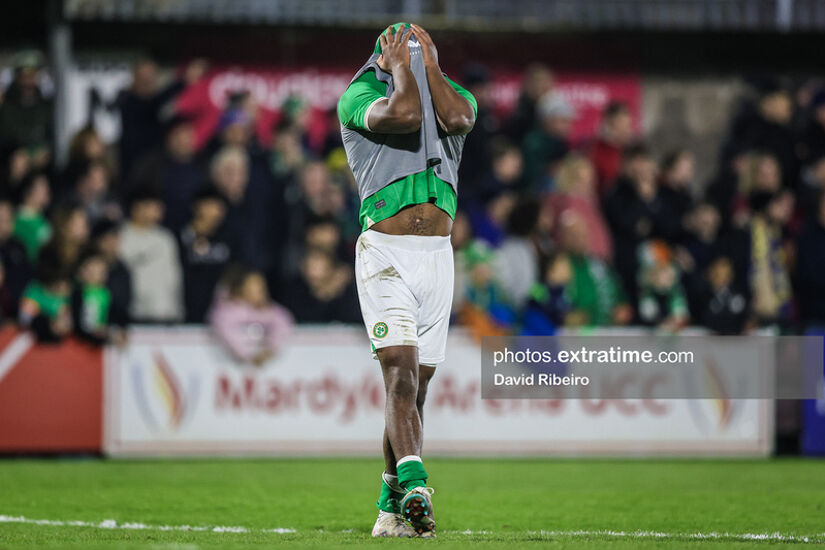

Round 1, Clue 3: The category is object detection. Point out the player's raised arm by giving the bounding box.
[411,24,476,136]
[367,26,422,134]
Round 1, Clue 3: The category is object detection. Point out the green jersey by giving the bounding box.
[337,70,477,231]
[567,254,627,326]
[80,284,111,330]
[14,209,51,262]
[19,281,68,322]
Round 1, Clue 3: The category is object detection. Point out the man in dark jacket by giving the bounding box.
[0,51,52,161]
[796,89,825,169]
[721,80,796,189]
[115,58,205,176]
[796,190,825,329]
[604,144,680,305]
[0,199,30,318]
[128,115,206,233]
[178,188,232,323]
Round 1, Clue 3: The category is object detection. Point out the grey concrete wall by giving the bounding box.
[642,76,744,197]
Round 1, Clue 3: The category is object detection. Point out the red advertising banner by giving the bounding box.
[0,329,103,453]
[176,65,641,150]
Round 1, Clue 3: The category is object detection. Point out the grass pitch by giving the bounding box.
[0,458,823,548]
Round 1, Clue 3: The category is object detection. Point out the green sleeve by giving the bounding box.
[337,71,388,131]
[444,75,478,117]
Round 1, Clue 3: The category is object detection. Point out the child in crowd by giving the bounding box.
[14,171,52,262]
[18,250,72,342]
[209,266,293,365]
[636,240,689,331]
[521,253,573,335]
[70,249,112,345]
[459,241,515,339]
[179,187,232,323]
[90,220,132,338]
[119,188,183,323]
[698,256,749,335]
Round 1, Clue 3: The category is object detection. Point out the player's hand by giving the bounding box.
[377,26,411,74]
[411,24,438,69]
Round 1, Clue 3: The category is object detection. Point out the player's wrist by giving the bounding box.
[388,59,409,72]
[424,60,441,72]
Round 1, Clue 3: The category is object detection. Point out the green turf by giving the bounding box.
[0,458,823,548]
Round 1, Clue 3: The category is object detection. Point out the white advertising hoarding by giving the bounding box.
[104,327,772,456]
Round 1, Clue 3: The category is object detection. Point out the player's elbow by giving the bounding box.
[395,109,422,133]
[442,112,475,135]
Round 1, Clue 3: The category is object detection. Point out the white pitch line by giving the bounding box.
[0,515,295,534]
[469,529,825,544]
[2,515,824,543]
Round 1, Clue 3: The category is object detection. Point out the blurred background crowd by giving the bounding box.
[1,2,825,363]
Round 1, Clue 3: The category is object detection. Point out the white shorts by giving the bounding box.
[355,230,454,366]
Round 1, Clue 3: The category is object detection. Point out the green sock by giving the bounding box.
[376,474,403,513]
[396,457,428,491]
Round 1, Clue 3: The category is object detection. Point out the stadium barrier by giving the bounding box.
[103,326,773,457]
[0,327,103,453]
[0,325,775,456]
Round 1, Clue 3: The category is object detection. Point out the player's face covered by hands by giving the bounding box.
[376,24,412,74]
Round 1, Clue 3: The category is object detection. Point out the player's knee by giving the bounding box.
[379,348,419,402]
[386,369,417,403]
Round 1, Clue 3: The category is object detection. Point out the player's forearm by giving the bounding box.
[424,64,475,135]
[372,65,422,134]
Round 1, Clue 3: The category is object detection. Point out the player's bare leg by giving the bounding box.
[376,347,435,536]
[382,363,435,473]
[371,346,421,537]
[379,345,422,461]
[373,363,436,537]
[402,364,436,536]
[380,355,436,537]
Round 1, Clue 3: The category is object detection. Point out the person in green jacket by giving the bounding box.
[13,171,52,262]
[19,252,71,343]
[71,250,112,345]
[560,211,632,326]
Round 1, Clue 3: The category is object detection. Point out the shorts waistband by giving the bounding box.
[359,229,452,252]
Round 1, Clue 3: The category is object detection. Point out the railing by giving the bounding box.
[62,0,823,31]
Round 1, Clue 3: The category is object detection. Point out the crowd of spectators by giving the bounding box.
[455,68,825,339]
[1,50,824,359]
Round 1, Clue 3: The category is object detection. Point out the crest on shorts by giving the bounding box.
[373,322,388,339]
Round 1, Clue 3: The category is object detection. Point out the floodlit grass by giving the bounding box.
[0,457,823,548]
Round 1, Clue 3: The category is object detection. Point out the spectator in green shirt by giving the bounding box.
[71,249,112,345]
[19,248,72,343]
[13,171,52,262]
[559,211,632,327]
